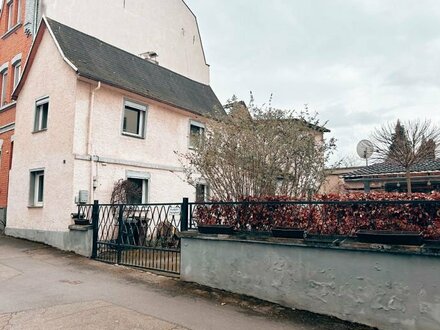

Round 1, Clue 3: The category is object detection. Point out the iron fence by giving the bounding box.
[188,199,440,239]
[78,201,185,274]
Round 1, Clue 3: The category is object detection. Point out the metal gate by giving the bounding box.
[79,199,189,275]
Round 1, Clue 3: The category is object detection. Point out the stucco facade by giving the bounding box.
[33,0,210,84]
[7,21,207,248]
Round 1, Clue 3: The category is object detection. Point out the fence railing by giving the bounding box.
[188,199,440,239]
[78,201,184,263]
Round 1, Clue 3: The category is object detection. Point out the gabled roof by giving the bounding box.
[343,159,440,179]
[14,17,225,117]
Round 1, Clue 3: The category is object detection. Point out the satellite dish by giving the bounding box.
[356,139,374,166]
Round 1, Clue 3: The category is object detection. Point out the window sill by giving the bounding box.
[0,101,16,112]
[121,132,145,140]
[27,205,43,209]
[1,23,22,40]
[32,128,48,134]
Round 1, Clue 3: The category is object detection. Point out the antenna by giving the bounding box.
[356,139,374,166]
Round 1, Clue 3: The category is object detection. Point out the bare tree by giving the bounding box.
[372,119,440,193]
[178,97,336,200]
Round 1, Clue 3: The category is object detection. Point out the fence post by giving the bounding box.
[181,198,189,231]
[91,200,99,259]
[117,204,124,264]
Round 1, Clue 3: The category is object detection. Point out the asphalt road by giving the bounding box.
[0,235,373,330]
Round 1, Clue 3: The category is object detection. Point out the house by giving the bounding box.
[5,17,223,251]
[342,160,440,193]
[0,0,210,221]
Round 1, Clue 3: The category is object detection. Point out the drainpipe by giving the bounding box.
[88,81,101,202]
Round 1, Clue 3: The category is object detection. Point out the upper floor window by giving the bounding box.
[7,0,14,30]
[34,97,49,132]
[122,100,147,138]
[12,55,21,89]
[189,121,205,149]
[0,69,8,106]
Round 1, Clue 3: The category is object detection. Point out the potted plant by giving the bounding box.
[356,230,423,245]
[195,204,235,235]
[71,212,90,226]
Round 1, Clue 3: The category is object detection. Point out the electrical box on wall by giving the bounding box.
[75,190,89,204]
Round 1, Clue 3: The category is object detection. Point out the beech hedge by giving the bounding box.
[193,192,440,239]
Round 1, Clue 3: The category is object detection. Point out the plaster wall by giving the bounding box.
[73,81,201,204]
[41,0,210,84]
[182,237,440,330]
[7,30,77,232]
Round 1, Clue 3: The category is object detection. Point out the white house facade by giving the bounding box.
[15,0,210,84]
[6,18,222,251]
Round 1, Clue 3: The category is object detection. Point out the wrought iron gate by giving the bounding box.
[79,199,189,275]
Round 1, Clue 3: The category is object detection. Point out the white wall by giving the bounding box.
[182,236,440,330]
[73,81,200,205]
[7,30,78,231]
[41,0,210,84]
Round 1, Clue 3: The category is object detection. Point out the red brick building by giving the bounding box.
[0,0,33,211]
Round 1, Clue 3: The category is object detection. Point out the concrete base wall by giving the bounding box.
[5,226,93,257]
[181,236,440,330]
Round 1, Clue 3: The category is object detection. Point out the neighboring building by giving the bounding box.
[0,0,210,217]
[319,166,366,194]
[0,0,32,212]
[342,160,440,193]
[6,18,222,249]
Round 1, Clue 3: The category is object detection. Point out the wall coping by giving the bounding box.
[68,224,93,232]
[181,231,440,257]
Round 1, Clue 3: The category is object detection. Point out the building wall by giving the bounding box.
[40,0,210,84]
[72,81,201,204]
[0,0,33,208]
[182,236,440,330]
[7,30,77,231]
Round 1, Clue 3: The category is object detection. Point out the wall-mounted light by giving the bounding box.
[427,180,432,186]
[396,182,401,188]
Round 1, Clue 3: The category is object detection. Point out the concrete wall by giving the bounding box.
[181,236,440,330]
[5,225,93,257]
[40,0,210,84]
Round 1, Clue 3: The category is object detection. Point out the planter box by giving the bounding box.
[197,224,234,235]
[356,230,422,245]
[272,228,305,239]
[74,219,90,226]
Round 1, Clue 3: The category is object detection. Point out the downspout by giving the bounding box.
[88,81,101,202]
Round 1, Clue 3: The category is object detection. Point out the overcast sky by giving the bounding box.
[186,0,440,165]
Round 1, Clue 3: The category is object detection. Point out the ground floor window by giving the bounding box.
[29,169,44,206]
[126,178,148,204]
[196,183,209,202]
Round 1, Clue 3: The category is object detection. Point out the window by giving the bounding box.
[189,121,205,149]
[126,178,148,204]
[12,60,20,89]
[0,69,7,106]
[16,0,20,23]
[122,100,146,138]
[30,169,44,206]
[196,183,209,202]
[34,97,49,131]
[7,0,14,30]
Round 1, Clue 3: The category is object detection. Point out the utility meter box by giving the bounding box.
[77,190,89,204]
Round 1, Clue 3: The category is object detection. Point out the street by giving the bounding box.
[0,236,372,330]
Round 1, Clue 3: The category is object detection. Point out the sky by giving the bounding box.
[186,0,440,165]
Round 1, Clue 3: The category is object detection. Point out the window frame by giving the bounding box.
[34,97,49,132]
[29,169,44,207]
[188,120,205,149]
[121,99,147,139]
[195,183,209,202]
[12,57,21,89]
[7,0,14,30]
[0,69,7,106]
